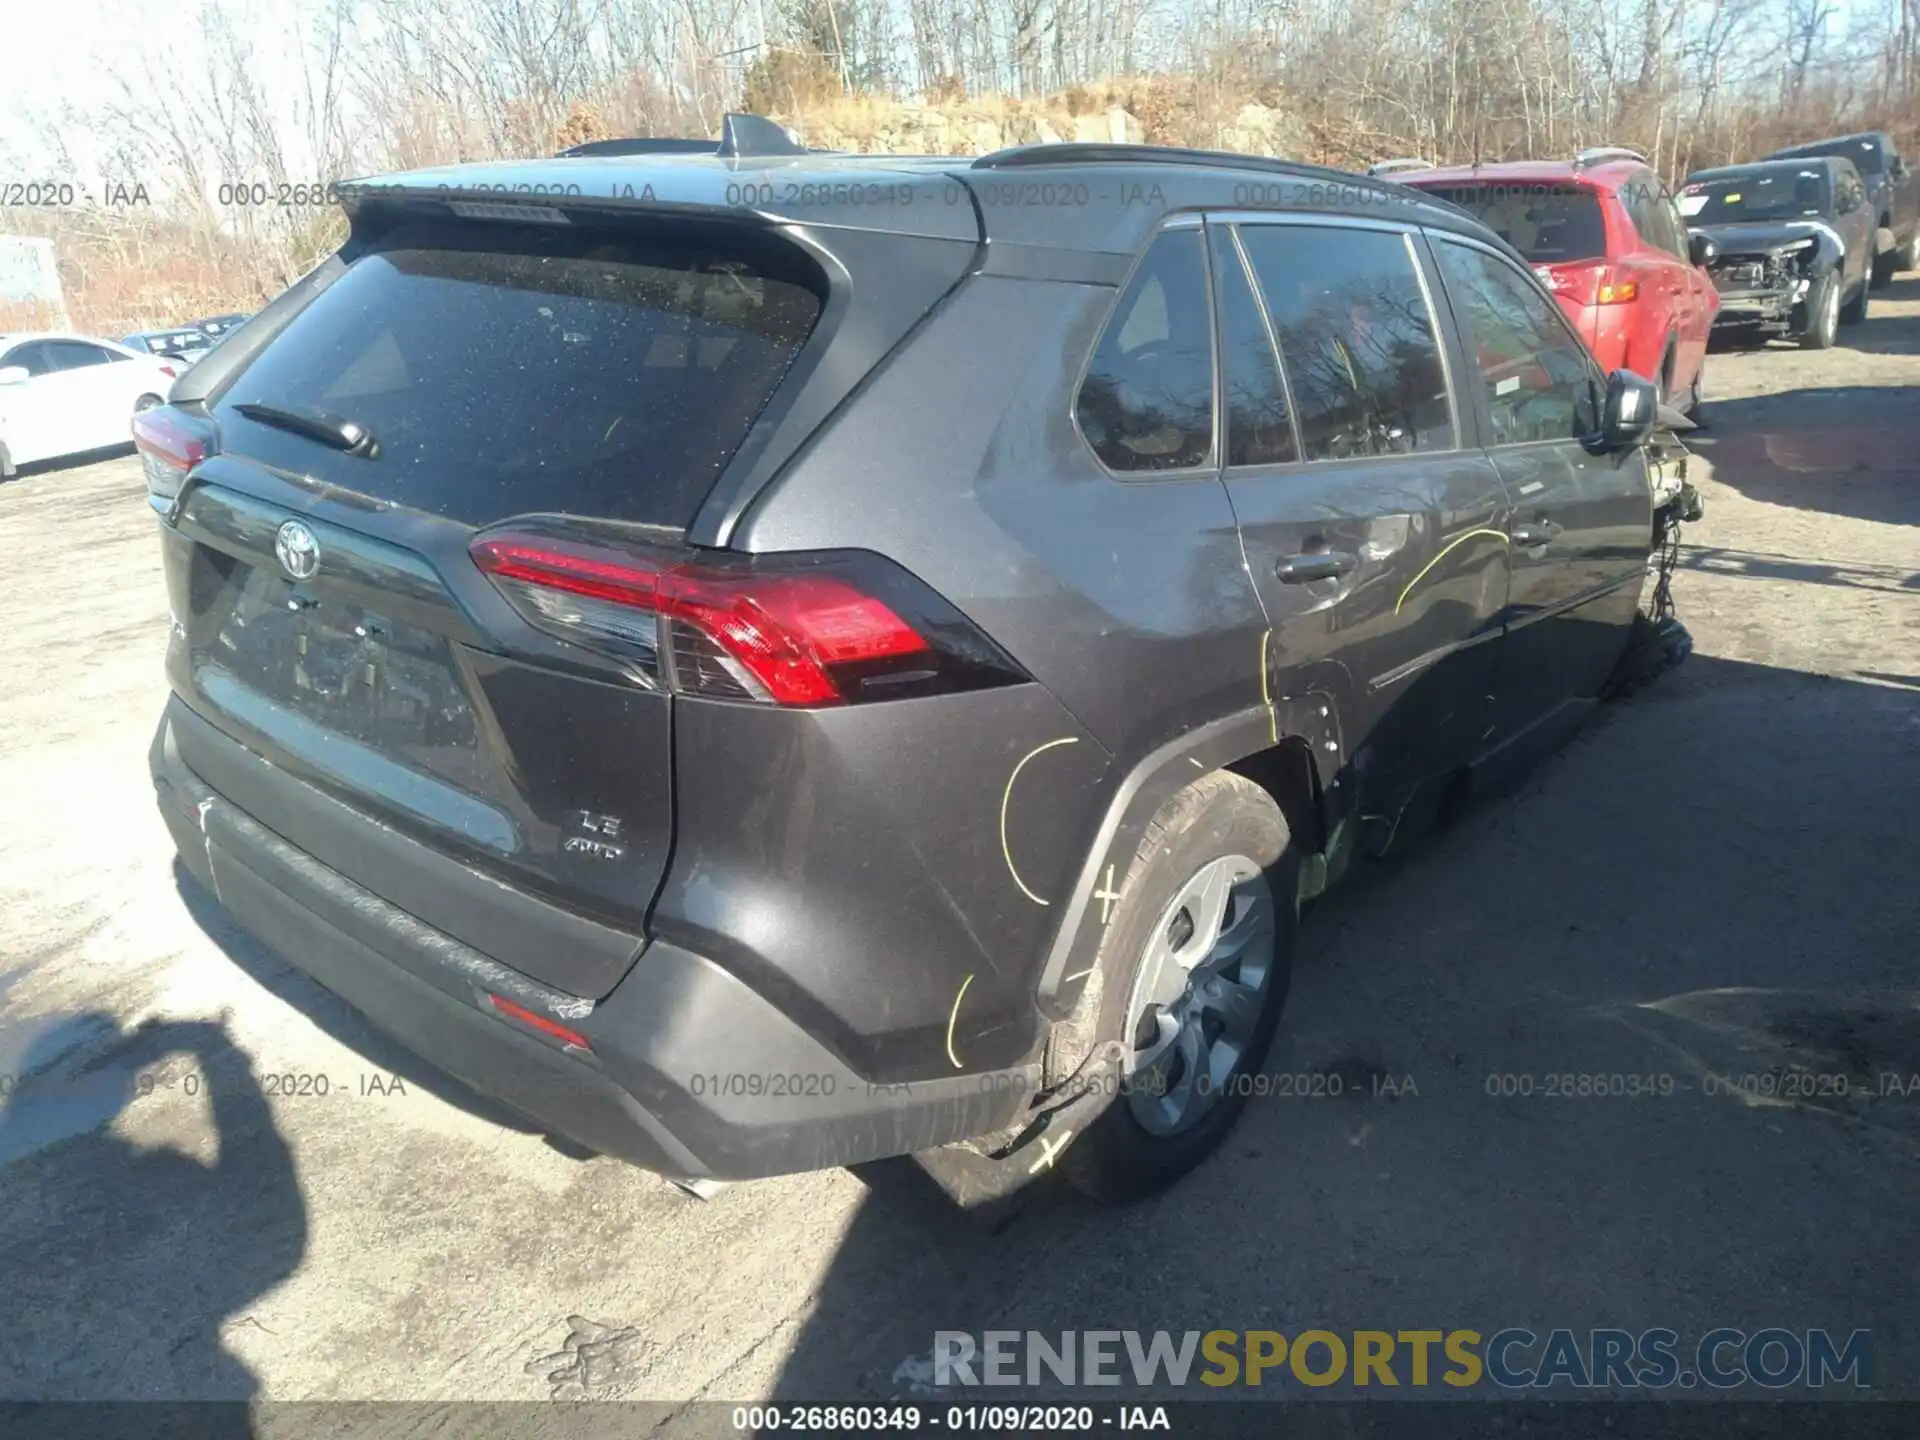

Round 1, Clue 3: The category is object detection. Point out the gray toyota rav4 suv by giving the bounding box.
[141,118,1668,1206]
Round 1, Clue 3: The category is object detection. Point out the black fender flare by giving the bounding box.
[1032,698,1348,1020]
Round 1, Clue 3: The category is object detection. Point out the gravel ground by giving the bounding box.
[0,277,1916,1417]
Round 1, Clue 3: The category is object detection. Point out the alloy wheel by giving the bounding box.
[1122,854,1276,1137]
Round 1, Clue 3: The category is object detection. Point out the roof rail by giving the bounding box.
[970,142,1434,196]
[1367,158,1435,176]
[1574,145,1648,168]
[556,112,817,161]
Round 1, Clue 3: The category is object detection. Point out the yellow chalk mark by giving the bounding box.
[945,973,975,1068]
[1028,1127,1073,1174]
[1394,528,1511,616]
[1258,628,1277,742]
[999,736,1079,905]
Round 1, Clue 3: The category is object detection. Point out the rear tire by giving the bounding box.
[1872,248,1897,289]
[1798,274,1840,349]
[1898,233,1920,273]
[1059,772,1297,1205]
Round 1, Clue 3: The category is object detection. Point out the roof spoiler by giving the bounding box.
[1574,146,1648,168]
[1367,158,1436,176]
[557,113,817,160]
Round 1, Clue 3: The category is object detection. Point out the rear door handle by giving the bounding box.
[1512,521,1562,547]
[1274,550,1358,583]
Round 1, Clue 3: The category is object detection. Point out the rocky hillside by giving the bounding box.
[779,87,1313,160]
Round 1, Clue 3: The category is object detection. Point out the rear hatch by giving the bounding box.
[157,213,829,998]
[1413,180,1613,338]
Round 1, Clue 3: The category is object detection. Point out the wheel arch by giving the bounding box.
[1033,702,1345,1021]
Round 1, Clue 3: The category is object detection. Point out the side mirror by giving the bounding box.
[1687,231,1718,267]
[0,366,29,386]
[1599,369,1658,451]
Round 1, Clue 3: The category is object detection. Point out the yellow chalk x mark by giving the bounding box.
[1094,863,1122,924]
[1028,1128,1073,1174]
[945,973,975,1069]
[999,736,1080,906]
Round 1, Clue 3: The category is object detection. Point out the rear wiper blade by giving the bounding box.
[234,401,379,458]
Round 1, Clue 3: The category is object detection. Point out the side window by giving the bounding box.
[1210,228,1298,467]
[44,341,117,370]
[1076,228,1215,472]
[1236,224,1455,460]
[1432,239,1599,446]
[2,342,56,377]
[1641,180,1687,259]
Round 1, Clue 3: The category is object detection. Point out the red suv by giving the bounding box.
[1398,149,1719,414]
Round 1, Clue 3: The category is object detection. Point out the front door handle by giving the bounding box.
[1512,521,1562,547]
[1275,550,1358,583]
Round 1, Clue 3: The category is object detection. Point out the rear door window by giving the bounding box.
[1419,185,1607,264]
[1076,228,1216,472]
[213,221,825,528]
[1236,223,1456,460]
[1210,229,1298,467]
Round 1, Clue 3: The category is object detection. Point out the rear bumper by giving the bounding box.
[151,697,1036,1180]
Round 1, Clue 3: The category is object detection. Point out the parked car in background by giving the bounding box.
[143,125,1675,1208]
[1397,147,1718,413]
[1762,132,1920,286]
[123,327,216,369]
[1679,155,1875,349]
[191,312,251,339]
[0,332,179,478]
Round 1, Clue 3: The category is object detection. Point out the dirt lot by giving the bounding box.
[1,280,1917,1415]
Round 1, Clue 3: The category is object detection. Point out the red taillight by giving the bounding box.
[470,534,935,707]
[487,993,593,1052]
[132,406,214,511]
[159,364,179,378]
[131,407,209,470]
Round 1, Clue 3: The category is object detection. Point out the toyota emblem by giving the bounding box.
[275,519,321,581]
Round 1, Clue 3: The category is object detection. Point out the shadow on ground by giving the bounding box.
[758,652,1920,1411]
[1690,275,1920,527]
[0,1013,302,1424]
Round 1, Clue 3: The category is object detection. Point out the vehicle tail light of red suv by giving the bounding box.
[1535,261,1638,307]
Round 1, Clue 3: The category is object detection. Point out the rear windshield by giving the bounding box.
[1677,170,1829,223]
[1775,139,1883,175]
[1417,185,1607,264]
[214,221,824,528]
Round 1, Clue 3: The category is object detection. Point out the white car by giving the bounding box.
[0,332,182,478]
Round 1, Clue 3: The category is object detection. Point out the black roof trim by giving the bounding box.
[973,142,1439,197]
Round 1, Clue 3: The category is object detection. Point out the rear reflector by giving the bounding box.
[470,527,1028,707]
[132,406,215,514]
[488,993,593,1051]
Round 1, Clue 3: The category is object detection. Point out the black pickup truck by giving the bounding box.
[1764,131,1920,287]
[1679,155,1876,348]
